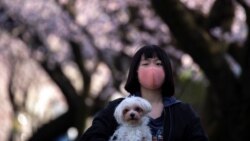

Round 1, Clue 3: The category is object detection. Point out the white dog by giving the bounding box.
[109,96,152,141]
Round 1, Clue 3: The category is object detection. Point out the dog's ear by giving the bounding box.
[114,102,124,124]
[136,97,152,114]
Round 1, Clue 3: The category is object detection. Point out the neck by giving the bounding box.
[140,87,162,104]
[140,87,164,119]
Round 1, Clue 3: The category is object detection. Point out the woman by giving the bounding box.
[79,45,208,141]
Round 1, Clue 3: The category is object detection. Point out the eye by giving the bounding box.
[135,107,142,112]
[156,61,162,66]
[123,109,129,114]
[141,62,149,66]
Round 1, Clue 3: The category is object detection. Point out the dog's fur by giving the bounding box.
[109,96,152,141]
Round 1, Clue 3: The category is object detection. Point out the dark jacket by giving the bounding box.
[79,97,208,141]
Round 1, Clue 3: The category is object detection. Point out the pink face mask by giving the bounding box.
[138,66,165,90]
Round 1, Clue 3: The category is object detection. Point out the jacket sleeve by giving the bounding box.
[78,98,123,141]
[184,104,209,141]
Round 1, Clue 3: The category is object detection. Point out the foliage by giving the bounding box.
[0,0,249,141]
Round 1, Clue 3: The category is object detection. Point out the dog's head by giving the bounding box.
[114,96,152,126]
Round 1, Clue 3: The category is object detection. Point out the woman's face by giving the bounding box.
[137,55,165,90]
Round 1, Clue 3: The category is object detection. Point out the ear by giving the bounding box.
[138,98,152,114]
[114,102,123,124]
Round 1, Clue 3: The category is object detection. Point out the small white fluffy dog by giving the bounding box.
[109,96,152,141]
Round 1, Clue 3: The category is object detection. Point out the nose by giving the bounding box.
[130,113,135,118]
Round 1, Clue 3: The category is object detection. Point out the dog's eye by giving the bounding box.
[123,109,129,114]
[135,107,142,112]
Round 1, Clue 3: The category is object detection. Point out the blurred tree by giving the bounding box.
[151,0,250,140]
[0,0,249,141]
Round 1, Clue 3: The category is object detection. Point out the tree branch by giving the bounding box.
[207,0,235,32]
[8,64,18,113]
[236,0,250,70]
[55,0,76,18]
[69,40,91,98]
[236,0,250,101]
[41,60,80,108]
[228,42,245,67]
[28,111,73,141]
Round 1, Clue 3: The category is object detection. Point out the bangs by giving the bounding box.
[142,48,160,59]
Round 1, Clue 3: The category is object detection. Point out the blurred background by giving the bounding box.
[0,0,249,141]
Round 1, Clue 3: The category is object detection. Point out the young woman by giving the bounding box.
[79,45,208,141]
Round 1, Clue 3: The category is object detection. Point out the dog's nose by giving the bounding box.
[130,113,135,118]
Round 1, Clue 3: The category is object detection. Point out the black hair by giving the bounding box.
[124,45,175,97]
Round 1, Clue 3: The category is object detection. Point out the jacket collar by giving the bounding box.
[163,96,181,107]
[130,92,181,107]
